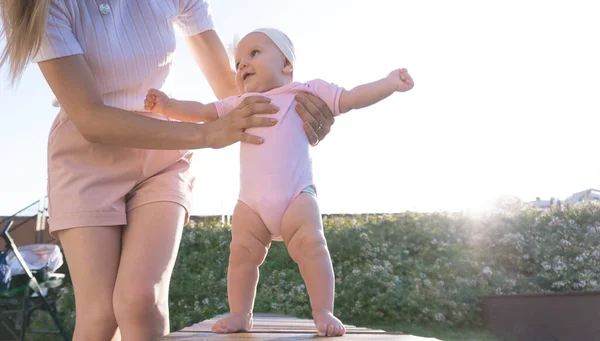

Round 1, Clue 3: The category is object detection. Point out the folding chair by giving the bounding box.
[0,220,69,341]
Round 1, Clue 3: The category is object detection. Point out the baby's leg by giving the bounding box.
[281,193,346,337]
[211,201,272,334]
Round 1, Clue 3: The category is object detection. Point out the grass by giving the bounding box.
[364,322,505,341]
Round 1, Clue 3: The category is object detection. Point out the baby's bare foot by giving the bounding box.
[313,310,346,337]
[210,312,253,333]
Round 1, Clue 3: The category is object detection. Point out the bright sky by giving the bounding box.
[1,0,599,216]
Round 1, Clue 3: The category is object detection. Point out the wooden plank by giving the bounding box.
[184,315,386,334]
[183,314,386,334]
[161,313,441,340]
[160,331,439,340]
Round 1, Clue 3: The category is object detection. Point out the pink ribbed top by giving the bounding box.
[33,0,214,111]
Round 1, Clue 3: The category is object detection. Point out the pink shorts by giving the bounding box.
[46,110,195,237]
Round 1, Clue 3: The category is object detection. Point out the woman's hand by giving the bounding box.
[295,92,335,146]
[205,96,279,149]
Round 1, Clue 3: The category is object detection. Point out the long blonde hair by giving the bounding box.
[0,0,50,85]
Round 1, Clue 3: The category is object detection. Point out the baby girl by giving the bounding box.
[144,28,414,336]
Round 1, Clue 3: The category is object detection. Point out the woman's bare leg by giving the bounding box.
[112,202,186,341]
[57,226,123,341]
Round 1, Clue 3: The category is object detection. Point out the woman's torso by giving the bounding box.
[52,0,182,111]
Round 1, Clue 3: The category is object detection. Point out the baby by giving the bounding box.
[144,28,414,337]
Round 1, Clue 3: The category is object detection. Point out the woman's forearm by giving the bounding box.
[84,104,209,150]
[39,55,212,150]
[38,45,277,152]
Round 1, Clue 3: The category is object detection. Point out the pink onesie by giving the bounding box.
[215,80,344,240]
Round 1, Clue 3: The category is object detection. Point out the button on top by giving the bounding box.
[99,3,111,15]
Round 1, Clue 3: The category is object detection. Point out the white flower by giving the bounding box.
[560,239,571,247]
[483,266,493,276]
[434,313,445,322]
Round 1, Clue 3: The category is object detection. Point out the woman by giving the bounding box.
[0,1,335,340]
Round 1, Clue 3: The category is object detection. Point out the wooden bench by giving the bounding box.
[159,313,441,340]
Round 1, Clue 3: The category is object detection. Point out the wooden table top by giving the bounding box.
[159,313,441,340]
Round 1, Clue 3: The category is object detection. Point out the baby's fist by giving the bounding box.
[387,68,414,92]
[144,88,170,113]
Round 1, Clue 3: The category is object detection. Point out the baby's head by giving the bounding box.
[234,28,295,93]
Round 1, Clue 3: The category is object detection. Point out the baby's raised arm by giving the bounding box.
[339,68,414,114]
[145,88,219,123]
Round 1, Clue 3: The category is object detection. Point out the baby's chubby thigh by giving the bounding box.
[280,191,325,260]
[229,200,272,267]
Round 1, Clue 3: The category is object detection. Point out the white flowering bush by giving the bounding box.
[473,201,600,295]
[168,212,488,329]
[37,201,600,335]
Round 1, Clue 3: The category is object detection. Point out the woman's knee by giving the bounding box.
[73,298,118,338]
[113,284,166,321]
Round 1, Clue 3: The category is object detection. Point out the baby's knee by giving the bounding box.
[287,229,327,261]
[229,239,268,266]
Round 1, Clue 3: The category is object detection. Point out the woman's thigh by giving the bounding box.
[112,201,186,332]
[57,225,122,339]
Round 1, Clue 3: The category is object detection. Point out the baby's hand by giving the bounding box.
[387,68,414,92]
[144,88,170,113]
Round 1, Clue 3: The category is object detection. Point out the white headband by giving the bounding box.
[250,28,295,66]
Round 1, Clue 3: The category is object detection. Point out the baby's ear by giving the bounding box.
[282,60,293,74]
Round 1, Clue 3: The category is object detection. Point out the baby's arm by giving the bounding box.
[339,68,414,114]
[144,88,219,123]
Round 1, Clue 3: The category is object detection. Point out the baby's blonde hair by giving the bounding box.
[0,0,50,85]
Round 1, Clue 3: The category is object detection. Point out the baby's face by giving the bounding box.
[234,33,290,93]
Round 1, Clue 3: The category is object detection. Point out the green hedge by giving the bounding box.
[45,201,600,335]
